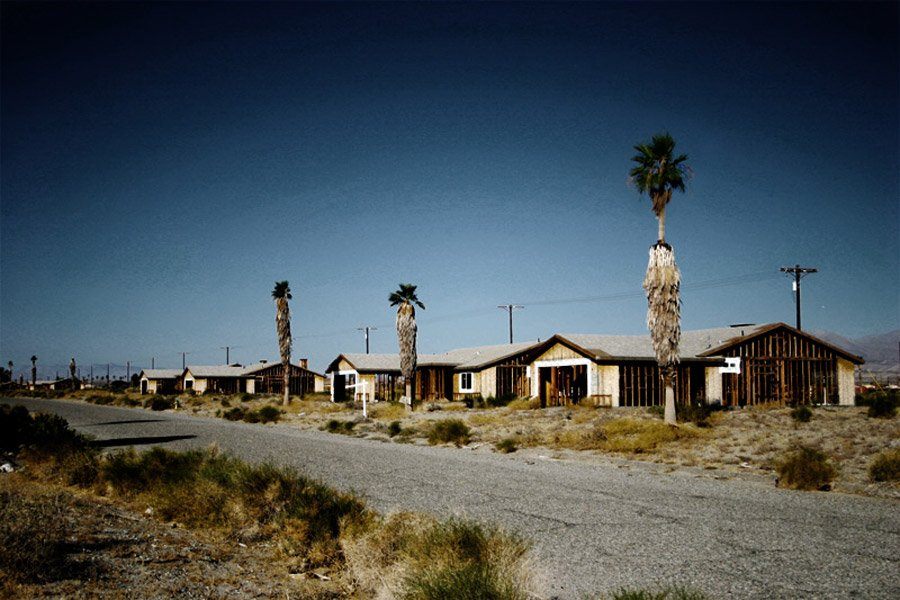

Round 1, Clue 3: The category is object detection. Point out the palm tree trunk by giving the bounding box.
[663,371,676,425]
[405,380,412,410]
[657,203,666,243]
[282,362,290,406]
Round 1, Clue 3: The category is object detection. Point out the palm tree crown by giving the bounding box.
[389,283,425,310]
[629,132,689,221]
[272,281,292,300]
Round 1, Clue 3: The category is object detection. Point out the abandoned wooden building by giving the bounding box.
[325,323,863,407]
[138,369,181,395]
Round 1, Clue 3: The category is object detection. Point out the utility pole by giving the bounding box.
[356,326,378,354]
[220,346,231,364]
[107,363,110,382]
[126,361,131,380]
[151,357,155,369]
[180,352,190,370]
[780,265,818,330]
[497,304,524,344]
[90,364,93,382]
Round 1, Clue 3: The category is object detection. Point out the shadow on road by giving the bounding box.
[88,419,169,426]
[90,435,196,448]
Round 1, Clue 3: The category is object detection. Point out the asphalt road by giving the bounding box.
[7,398,898,599]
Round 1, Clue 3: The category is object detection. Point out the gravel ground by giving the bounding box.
[9,397,900,600]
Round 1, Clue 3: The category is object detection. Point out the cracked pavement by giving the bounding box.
[10,398,899,599]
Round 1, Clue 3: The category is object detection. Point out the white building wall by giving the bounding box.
[837,358,856,406]
[705,367,723,405]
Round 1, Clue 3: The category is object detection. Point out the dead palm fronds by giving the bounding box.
[272,281,293,406]
[389,284,424,409]
[631,133,690,425]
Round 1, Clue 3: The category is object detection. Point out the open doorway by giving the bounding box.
[539,364,587,407]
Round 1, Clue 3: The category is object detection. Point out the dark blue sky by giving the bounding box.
[2,2,897,377]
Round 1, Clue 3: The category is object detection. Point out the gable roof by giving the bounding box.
[422,340,541,370]
[697,322,865,364]
[557,326,766,361]
[327,353,401,374]
[184,365,249,378]
[140,369,182,380]
[241,361,326,378]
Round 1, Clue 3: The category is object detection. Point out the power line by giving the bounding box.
[356,326,378,354]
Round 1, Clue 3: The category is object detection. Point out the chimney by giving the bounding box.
[298,358,308,369]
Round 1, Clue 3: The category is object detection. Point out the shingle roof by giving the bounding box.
[185,365,249,378]
[140,369,182,379]
[422,340,541,369]
[334,354,401,373]
[559,326,768,360]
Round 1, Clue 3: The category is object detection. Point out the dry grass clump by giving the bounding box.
[549,418,700,454]
[869,449,900,482]
[0,486,74,585]
[427,419,471,446]
[507,397,540,411]
[343,512,537,600]
[775,445,837,491]
[370,402,408,421]
[495,438,518,454]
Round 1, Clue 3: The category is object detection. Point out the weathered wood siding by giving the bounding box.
[837,358,855,406]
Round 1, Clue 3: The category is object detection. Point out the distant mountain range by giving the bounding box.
[812,329,900,382]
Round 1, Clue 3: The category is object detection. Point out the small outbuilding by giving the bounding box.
[139,369,182,395]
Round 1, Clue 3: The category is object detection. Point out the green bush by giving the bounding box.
[677,404,711,427]
[240,392,254,402]
[869,449,900,482]
[388,421,403,437]
[791,405,813,423]
[485,394,517,408]
[149,396,174,411]
[427,419,471,446]
[325,419,355,434]
[256,405,281,423]
[866,392,897,419]
[776,446,837,491]
[242,410,260,423]
[646,405,665,418]
[223,407,246,421]
[495,438,518,454]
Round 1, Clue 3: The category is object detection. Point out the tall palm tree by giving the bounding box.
[69,357,77,390]
[6,361,12,385]
[630,132,690,426]
[389,283,424,409]
[271,281,293,406]
[30,355,37,388]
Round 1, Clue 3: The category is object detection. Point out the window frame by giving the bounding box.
[459,372,475,393]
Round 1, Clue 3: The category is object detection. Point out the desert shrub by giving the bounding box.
[220,397,231,407]
[256,405,281,423]
[149,395,174,411]
[388,421,403,437]
[240,392,254,402]
[370,402,407,420]
[462,395,484,409]
[495,438,518,454]
[485,394,517,408]
[646,405,665,418]
[0,405,98,486]
[242,410,260,423]
[223,407,246,421]
[677,404,711,427]
[427,419,471,446]
[86,393,113,405]
[869,449,900,482]
[790,405,813,423]
[865,393,897,419]
[775,446,836,491]
[325,419,355,434]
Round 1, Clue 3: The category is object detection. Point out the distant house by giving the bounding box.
[139,369,181,395]
[326,341,542,404]
[176,360,325,396]
[28,377,82,391]
[326,323,864,407]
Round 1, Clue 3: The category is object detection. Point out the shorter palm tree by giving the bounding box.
[272,281,293,406]
[390,284,424,408]
[30,355,37,388]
